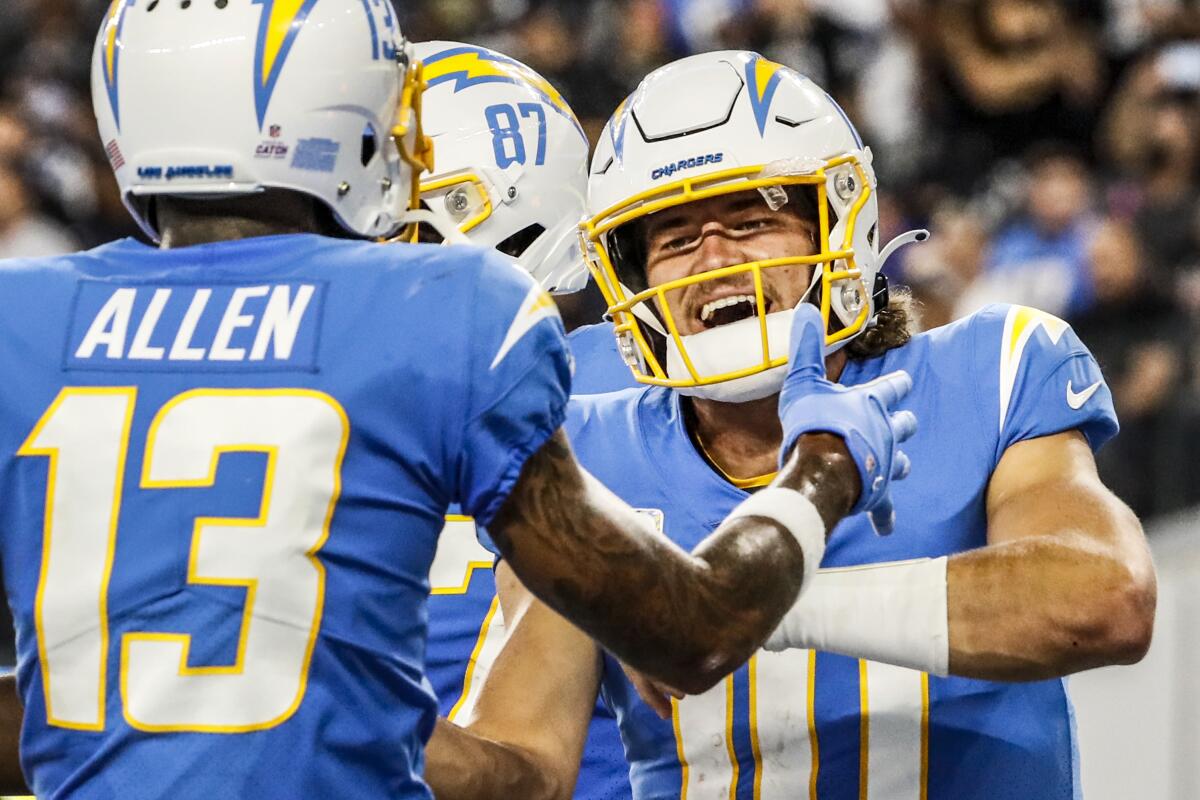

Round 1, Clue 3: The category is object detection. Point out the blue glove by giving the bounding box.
[777,304,917,535]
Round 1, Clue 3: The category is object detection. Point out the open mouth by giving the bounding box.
[697,294,771,330]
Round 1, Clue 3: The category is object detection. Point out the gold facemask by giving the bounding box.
[580,155,873,389]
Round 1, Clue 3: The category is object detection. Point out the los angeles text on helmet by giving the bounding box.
[136,165,235,181]
[650,153,723,181]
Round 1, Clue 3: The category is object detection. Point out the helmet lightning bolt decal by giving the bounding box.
[609,96,631,163]
[252,0,322,131]
[745,56,785,136]
[422,45,585,138]
[101,0,136,131]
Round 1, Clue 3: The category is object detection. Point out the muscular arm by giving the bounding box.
[425,718,560,800]
[948,430,1156,680]
[425,562,602,800]
[489,429,857,694]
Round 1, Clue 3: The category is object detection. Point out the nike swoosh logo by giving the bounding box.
[1066,380,1102,410]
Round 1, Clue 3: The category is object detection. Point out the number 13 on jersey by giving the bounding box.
[19,387,349,733]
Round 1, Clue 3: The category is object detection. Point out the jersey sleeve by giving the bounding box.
[453,250,573,528]
[983,304,1119,456]
[567,323,641,395]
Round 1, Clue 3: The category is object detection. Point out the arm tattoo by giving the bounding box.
[489,430,856,692]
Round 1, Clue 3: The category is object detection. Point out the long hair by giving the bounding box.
[845,287,920,361]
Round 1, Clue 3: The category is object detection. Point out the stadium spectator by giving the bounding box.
[901,203,991,330]
[1073,220,1187,515]
[1102,43,1200,282]
[955,146,1097,319]
[0,158,78,260]
[923,0,1105,194]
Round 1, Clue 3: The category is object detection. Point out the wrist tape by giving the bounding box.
[764,556,950,676]
[724,487,826,593]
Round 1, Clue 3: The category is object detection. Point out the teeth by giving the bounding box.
[700,294,757,323]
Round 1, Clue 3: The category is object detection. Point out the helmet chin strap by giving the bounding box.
[665,308,795,403]
[396,208,473,245]
[622,285,670,336]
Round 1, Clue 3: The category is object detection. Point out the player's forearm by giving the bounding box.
[947,530,1156,681]
[425,719,563,800]
[490,431,855,694]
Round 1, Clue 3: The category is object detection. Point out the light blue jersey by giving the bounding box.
[0,234,570,799]
[429,342,634,800]
[566,305,1117,800]
[568,322,635,395]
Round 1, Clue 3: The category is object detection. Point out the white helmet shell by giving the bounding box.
[92,0,428,241]
[413,42,591,293]
[583,51,923,402]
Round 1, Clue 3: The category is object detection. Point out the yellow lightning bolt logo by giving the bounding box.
[422,46,580,130]
[103,0,123,85]
[746,55,788,135]
[753,58,785,103]
[251,0,320,129]
[259,0,307,87]
[998,305,1070,432]
[101,0,134,129]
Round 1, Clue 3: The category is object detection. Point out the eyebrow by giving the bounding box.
[645,194,774,241]
[645,213,691,239]
[728,195,766,213]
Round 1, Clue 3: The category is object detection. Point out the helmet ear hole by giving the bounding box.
[495,223,546,258]
[361,124,379,167]
[871,272,889,310]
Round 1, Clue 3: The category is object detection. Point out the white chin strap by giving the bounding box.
[398,208,472,245]
[665,309,794,403]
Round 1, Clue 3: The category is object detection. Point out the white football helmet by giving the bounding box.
[411,42,590,293]
[582,51,927,402]
[92,0,434,241]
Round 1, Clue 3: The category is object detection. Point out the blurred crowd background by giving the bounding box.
[2,0,1199,525]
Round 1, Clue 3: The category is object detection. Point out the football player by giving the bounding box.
[0,8,916,799]
[438,51,1157,800]
[409,41,630,800]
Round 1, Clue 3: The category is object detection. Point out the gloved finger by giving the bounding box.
[786,303,827,379]
[866,370,913,407]
[891,410,918,442]
[869,495,896,536]
[892,450,911,480]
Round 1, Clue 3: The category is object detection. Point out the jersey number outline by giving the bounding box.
[20,387,349,733]
[429,515,504,722]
